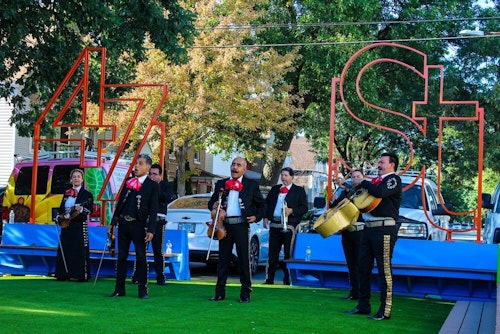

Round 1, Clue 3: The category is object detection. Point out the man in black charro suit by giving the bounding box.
[107,154,159,299]
[345,152,402,320]
[208,156,265,303]
[263,167,308,285]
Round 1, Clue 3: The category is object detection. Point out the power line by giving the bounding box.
[190,34,499,49]
[195,16,500,31]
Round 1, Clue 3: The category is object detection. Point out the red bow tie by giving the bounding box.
[280,186,289,194]
[65,188,78,198]
[371,176,383,185]
[225,178,243,192]
[126,177,142,191]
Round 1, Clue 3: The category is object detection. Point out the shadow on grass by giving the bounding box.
[0,275,453,334]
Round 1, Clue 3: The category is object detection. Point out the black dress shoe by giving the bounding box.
[209,295,225,301]
[130,279,139,285]
[263,280,274,285]
[157,280,166,286]
[370,312,390,320]
[139,293,149,299]
[283,279,291,286]
[108,291,125,297]
[239,296,250,303]
[345,307,370,315]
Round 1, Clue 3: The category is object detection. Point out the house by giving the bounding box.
[284,135,328,206]
[0,98,32,187]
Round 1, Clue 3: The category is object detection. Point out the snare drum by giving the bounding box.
[313,199,360,238]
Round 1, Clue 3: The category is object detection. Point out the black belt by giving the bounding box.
[365,219,396,228]
[347,223,364,232]
[270,221,284,228]
[225,216,246,224]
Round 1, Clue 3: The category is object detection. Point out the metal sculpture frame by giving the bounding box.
[328,42,484,242]
[31,47,167,225]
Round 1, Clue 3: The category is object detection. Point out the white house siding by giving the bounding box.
[0,98,16,186]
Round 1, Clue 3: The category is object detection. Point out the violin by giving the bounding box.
[58,198,91,229]
[207,188,227,240]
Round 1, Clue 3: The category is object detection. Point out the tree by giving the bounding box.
[256,0,500,210]
[0,0,196,137]
[129,0,302,196]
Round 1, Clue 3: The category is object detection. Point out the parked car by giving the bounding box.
[165,193,270,274]
[482,180,500,244]
[398,172,452,240]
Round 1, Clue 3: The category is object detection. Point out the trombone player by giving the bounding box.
[263,167,308,285]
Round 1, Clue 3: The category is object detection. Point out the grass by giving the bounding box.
[0,275,453,334]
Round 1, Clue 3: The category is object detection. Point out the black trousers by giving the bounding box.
[265,226,293,282]
[357,225,398,316]
[115,219,148,295]
[215,222,251,298]
[341,229,363,298]
[132,219,165,282]
[151,220,166,281]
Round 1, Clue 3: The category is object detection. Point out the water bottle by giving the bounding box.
[166,240,173,254]
[9,210,15,224]
[305,245,312,261]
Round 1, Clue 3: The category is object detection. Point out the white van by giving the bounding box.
[396,173,450,241]
[482,181,500,244]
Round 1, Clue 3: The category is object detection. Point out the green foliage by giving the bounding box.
[0,0,196,137]
[257,0,499,207]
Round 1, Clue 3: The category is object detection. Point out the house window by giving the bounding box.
[194,151,200,164]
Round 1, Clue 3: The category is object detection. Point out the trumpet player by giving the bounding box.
[264,167,308,285]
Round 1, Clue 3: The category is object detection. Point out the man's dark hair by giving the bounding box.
[151,163,163,174]
[352,169,364,175]
[137,154,152,166]
[382,152,399,171]
[281,167,295,177]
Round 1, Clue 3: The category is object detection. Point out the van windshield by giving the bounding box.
[400,185,423,209]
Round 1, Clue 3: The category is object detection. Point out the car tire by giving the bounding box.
[249,237,259,275]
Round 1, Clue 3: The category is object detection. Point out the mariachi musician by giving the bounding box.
[329,169,365,300]
[208,157,265,303]
[55,168,94,282]
[263,167,308,285]
[346,152,402,321]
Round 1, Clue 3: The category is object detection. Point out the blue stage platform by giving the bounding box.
[287,233,498,301]
[0,223,190,280]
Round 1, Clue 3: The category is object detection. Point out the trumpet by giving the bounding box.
[282,200,288,232]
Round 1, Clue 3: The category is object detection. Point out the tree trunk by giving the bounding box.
[174,142,189,197]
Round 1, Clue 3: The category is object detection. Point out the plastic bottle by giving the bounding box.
[305,245,312,261]
[9,210,15,224]
[166,240,173,254]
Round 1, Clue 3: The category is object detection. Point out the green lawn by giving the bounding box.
[0,275,453,334]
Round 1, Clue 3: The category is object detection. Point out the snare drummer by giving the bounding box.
[263,167,308,285]
[329,169,365,301]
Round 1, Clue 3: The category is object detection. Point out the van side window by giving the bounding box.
[15,166,50,195]
[51,165,79,194]
[425,184,437,211]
